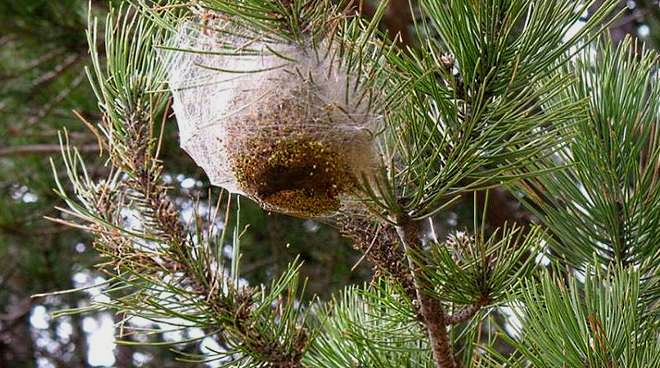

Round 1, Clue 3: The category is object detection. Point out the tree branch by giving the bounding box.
[0,143,99,157]
[31,52,84,89]
[338,216,417,301]
[396,217,456,368]
[445,304,482,325]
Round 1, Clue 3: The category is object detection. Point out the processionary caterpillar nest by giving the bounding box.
[165,15,380,217]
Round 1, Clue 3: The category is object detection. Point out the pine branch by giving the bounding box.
[307,282,429,367]
[396,217,456,368]
[420,223,540,307]
[55,124,310,366]
[516,36,660,270]
[445,304,483,326]
[338,215,416,301]
[504,266,660,367]
[368,0,621,221]
[47,5,312,365]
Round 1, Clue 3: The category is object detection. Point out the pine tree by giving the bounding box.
[0,1,102,366]
[51,1,659,367]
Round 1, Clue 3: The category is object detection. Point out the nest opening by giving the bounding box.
[231,135,355,217]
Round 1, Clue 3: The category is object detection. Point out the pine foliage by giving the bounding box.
[511,268,659,367]
[520,37,660,269]
[50,1,658,367]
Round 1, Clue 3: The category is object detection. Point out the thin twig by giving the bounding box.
[31,53,84,89]
[27,73,86,126]
[0,143,99,157]
[350,224,381,272]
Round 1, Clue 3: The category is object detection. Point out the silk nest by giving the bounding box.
[164,16,381,217]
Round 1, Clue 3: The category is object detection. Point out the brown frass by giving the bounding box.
[225,94,362,217]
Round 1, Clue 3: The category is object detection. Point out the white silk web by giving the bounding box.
[164,17,381,217]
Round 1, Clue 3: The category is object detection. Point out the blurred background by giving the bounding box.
[1,1,658,367]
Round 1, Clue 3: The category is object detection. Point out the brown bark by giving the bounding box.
[338,216,417,300]
[396,219,456,368]
[445,304,482,325]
